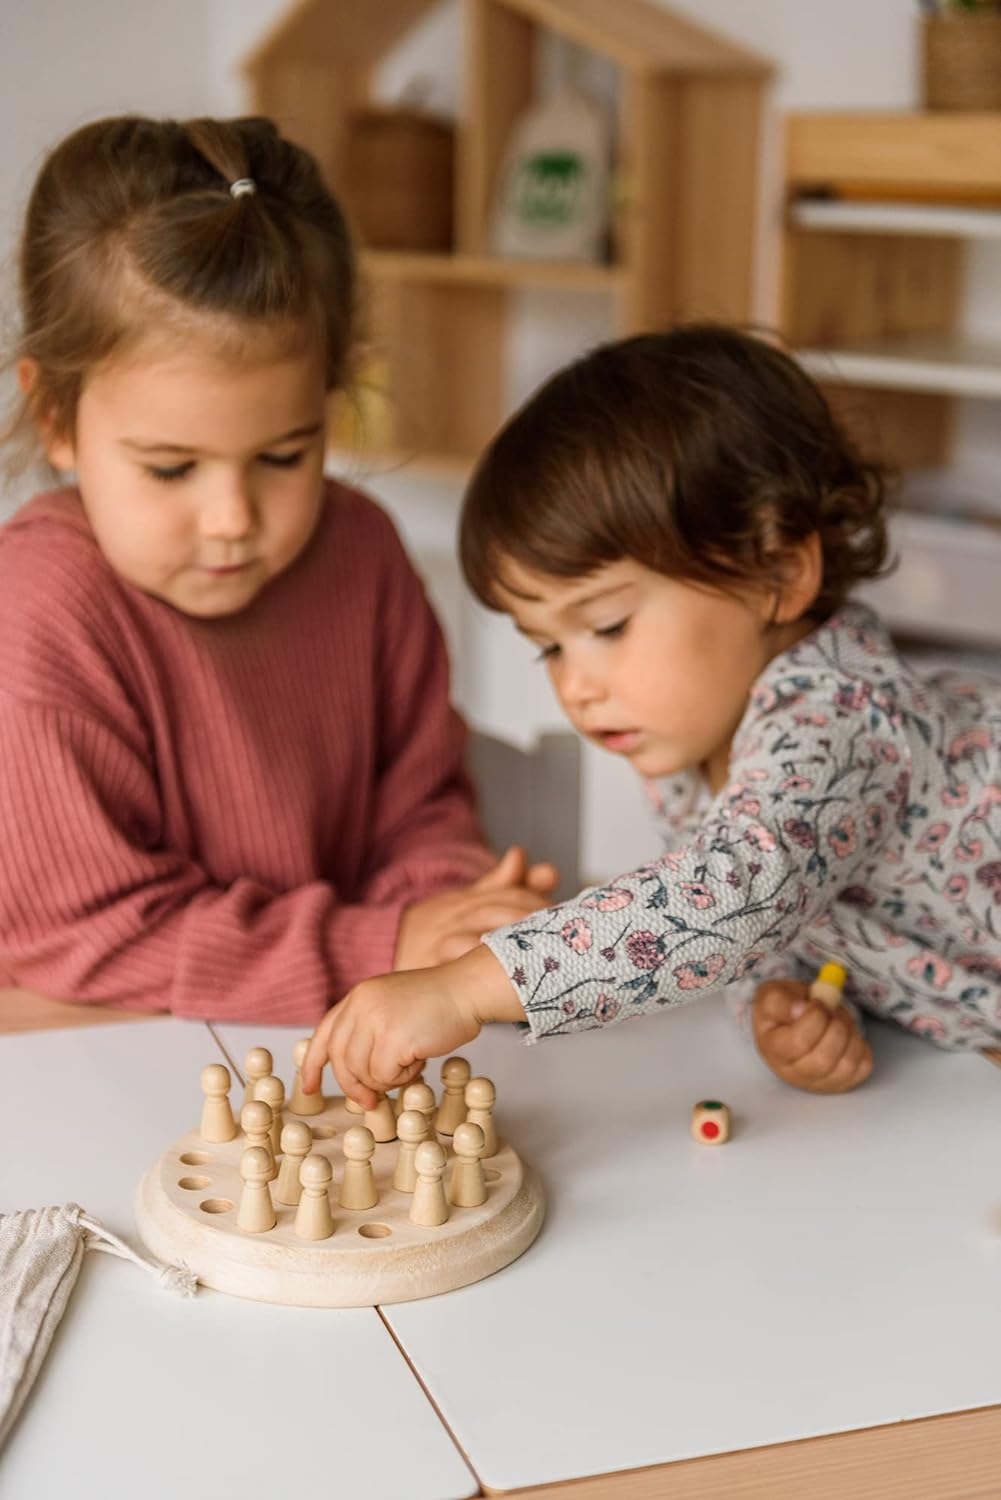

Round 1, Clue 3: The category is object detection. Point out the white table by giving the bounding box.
[6,1005,1000,1499]
[0,1021,476,1500]
[371,1005,1001,1493]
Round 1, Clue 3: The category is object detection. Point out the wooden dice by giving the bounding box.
[691,1099,730,1145]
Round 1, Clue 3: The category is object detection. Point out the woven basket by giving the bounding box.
[342,108,454,253]
[922,13,1001,111]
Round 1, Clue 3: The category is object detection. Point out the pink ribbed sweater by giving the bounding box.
[0,482,490,1023]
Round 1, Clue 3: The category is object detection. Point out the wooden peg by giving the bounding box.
[364,1094,398,1143]
[393,1109,429,1194]
[255,1074,285,1156]
[274,1120,313,1206]
[809,961,847,1010]
[199,1063,237,1143]
[448,1121,487,1207]
[409,1140,449,1227]
[339,1125,378,1211]
[401,1081,438,1146]
[242,1047,273,1113]
[289,1037,324,1116]
[435,1056,471,1136]
[240,1099,276,1178]
[464,1076,497,1157]
[237,1146,276,1233]
[294,1153,334,1240]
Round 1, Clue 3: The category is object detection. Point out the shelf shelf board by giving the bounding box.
[360,250,624,292]
[327,445,475,480]
[786,112,1001,196]
[796,334,1001,400]
[789,199,1001,239]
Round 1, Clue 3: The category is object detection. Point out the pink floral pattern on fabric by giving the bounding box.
[484,605,1001,1050]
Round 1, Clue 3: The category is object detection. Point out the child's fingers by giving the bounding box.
[525,861,560,894]
[759,1001,831,1065]
[464,894,548,929]
[372,1048,424,1096]
[793,1009,856,1080]
[782,1003,866,1082]
[336,1024,382,1109]
[752,980,810,1033]
[828,1033,873,1091]
[799,1032,873,1094]
[471,845,526,891]
[301,1010,336,1093]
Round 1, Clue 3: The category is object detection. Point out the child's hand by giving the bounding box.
[394,844,558,970]
[752,979,873,1094]
[302,944,523,1108]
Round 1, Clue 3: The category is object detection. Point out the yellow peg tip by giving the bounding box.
[816,962,847,991]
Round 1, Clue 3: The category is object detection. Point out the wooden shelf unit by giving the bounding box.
[245,0,771,465]
[782,111,1001,649]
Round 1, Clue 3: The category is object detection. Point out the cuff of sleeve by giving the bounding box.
[481,927,575,1044]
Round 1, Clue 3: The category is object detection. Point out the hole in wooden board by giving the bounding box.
[358,1223,392,1238]
[311,1125,337,1139]
[483,1168,501,1182]
[199,1198,234,1214]
[179,1151,212,1165]
[178,1175,211,1190]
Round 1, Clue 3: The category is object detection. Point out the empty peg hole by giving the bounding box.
[483,1169,501,1182]
[199,1198,234,1215]
[179,1152,211,1165]
[358,1223,392,1239]
[311,1125,337,1139]
[178,1175,211,1190]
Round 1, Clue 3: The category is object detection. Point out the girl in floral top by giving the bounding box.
[303,325,1001,1103]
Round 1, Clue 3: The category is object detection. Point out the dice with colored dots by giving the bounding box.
[690,1099,730,1145]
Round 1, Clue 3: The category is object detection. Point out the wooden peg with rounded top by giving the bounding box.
[238,1146,276,1233]
[275,1119,313,1205]
[409,1139,449,1227]
[289,1037,324,1115]
[200,1063,237,1143]
[339,1124,378,1210]
[436,1056,471,1136]
[294,1152,334,1240]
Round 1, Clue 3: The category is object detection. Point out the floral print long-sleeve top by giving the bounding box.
[484,604,1001,1051]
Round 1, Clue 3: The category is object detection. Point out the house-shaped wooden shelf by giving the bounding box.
[245,0,771,465]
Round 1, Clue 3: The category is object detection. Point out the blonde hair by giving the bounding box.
[6,114,356,465]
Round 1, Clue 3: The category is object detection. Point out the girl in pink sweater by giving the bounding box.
[0,114,553,1023]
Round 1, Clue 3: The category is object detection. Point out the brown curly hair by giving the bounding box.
[5,114,356,464]
[460,324,892,622]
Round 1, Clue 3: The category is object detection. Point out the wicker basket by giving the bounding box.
[922,13,1001,111]
[342,108,454,253]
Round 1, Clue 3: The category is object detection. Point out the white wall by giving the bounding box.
[0,0,214,513]
[3,0,997,883]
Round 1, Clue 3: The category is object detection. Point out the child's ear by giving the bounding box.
[771,532,822,625]
[16,358,36,396]
[19,360,76,471]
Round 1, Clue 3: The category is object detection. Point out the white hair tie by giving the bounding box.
[229,178,256,199]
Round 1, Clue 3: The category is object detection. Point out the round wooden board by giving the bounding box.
[135,1094,545,1307]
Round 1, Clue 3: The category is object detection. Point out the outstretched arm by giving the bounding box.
[302,942,523,1107]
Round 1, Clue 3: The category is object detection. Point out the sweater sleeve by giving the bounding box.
[483,676,912,1040]
[349,520,493,911]
[0,696,412,1022]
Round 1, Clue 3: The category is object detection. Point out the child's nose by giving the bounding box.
[559,659,605,710]
[201,480,256,540]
